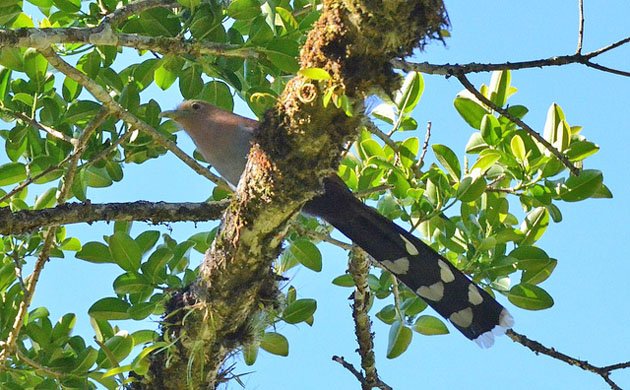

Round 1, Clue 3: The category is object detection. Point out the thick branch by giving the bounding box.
[0,201,227,235]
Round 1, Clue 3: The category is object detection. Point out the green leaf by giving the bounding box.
[488,70,511,107]
[591,183,613,199]
[135,231,160,255]
[470,150,501,176]
[0,162,26,186]
[88,298,131,320]
[76,242,113,264]
[387,321,412,359]
[510,134,527,165]
[454,94,488,129]
[432,144,461,181]
[560,169,603,202]
[566,140,599,162]
[287,239,322,272]
[508,283,554,310]
[72,347,98,374]
[138,8,180,37]
[394,71,424,113]
[480,114,502,146]
[53,0,80,12]
[522,258,557,285]
[399,137,419,168]
[154,63,177,90]
[23,48,48,87]
[197,81,233,109]
[520,207,549,245]
[283,298,317,324]
[113,273,151,295]
[227,0,261,20]
[264,38,299,74]
[128,302,156,320]
[509,245,549,271]
[60,237,81,251]
[109,232,142,272]
[331,274,354,287]
[188,230,216,254]
[96,333,134,368]
[142,247,174,282]
[456,175,486,202]
[359,139,386,160]
[260,332,289,356]
[465,132,488,154]
[376,304,397,324]
[242,342,259,366]
[33,187,56,210]
[179,65,203,99]
[82,166,113,188]
[543,103,565,153]
[298,68,331,80]
[412,315,449,335]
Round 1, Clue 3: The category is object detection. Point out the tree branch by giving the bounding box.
[576,0,585,54]
[332,355,393,390]
[0,201,228,235]
[343,247,392,390]
[392,36,630,77]
[508,329,629,390]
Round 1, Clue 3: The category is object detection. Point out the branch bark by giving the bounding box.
[0,201,227,235]
[508,329,629,390]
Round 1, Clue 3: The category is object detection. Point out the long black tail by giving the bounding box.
[304,176,513,347]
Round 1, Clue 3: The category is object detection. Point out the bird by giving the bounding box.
[160,100,514,347]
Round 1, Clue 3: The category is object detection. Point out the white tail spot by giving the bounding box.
[437,259,455,283]
[417,281,445,301]
[449,307,473,328]
[399,234,419,256]
[467,284,484,305]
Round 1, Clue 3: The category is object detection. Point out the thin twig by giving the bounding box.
[583,61,630,78]
[1,108,77,145]
[507,329,628,390]
[16,349,64,378]
[576,0,585,54]
[455,73,580,176]
[0,155,72,205]
[417,121,432,168]
[363,120,399,153]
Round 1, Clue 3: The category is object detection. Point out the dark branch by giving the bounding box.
[332,355,393,390]
[0,201,228,235]
[507,330,628,390]
[393,36,630,77]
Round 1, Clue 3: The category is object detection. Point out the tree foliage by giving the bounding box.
[0,0,624,389]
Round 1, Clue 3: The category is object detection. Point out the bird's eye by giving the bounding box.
[191,102,201,110]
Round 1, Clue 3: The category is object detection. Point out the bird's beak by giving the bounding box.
[159,109,180,120]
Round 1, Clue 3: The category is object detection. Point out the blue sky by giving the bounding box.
[25,1,630,389]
